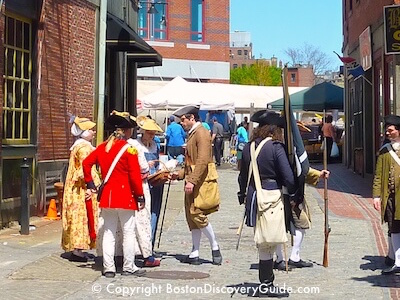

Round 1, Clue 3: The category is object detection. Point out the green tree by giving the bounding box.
[230,61,282,86]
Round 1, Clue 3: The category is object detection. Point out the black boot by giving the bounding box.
[250,259,289,298]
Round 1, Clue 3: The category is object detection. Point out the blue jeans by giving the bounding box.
[150,184,164,247]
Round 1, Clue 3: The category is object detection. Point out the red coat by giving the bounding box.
[83,139,144,210]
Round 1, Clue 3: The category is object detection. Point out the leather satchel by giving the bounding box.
[250,138,288,245]
[190,162,220,211]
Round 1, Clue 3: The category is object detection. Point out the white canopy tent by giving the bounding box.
[138,76,308,114]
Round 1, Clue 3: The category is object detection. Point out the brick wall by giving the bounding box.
[151,0,230,63]
[38,0,96,161]
[344,0,393,50]
[0,4,4,145]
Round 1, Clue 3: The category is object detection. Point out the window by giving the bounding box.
[237,50,242,55]
[244,50,248,56]
[138,1,168,40]
[290,73,296,83]
[3,14,32,144]
[191,0,204,42]
[233,64,238,69]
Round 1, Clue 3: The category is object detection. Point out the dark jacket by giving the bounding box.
[238,138,296,227]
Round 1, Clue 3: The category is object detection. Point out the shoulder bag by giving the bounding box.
[97,143,130,200]
[251,138,288,245]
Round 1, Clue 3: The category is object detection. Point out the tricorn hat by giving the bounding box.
[384,114,400,127]
[130,115,163,132]
[172,105,200,117]
[106,110,135,129]
[250,110,284,128]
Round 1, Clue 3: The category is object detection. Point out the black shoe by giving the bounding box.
[181,256,201,265]
[212,249,223,265]
[385,256,395,267]
[288,259,313,268]
[382,265,400,275]
[273,260,292,271]
[250,282,289,298]
[69,253,88,263]
[121,269,147,277]
[103,271,116,278]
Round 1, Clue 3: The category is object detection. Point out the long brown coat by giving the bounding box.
[373,145,400,222]
[178,123,213,185]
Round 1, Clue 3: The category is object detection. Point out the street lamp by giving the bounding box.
[138,1,168,41]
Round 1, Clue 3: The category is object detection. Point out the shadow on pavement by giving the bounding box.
[352,274,400,288]
[226,282,260,297]
[360,255,386,271]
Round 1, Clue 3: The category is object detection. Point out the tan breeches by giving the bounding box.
[185,193,209,230]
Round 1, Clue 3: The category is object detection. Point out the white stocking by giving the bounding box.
[189,229,201,258]
[200,223,219,250]
[391,233,400,267]
[275,244,285,262]
[289,228,305,262]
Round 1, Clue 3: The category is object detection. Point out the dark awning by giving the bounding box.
[106,12,162,67]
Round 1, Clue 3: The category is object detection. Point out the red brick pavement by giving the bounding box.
[313,163,400,298]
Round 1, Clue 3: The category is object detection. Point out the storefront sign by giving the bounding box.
[359,27,371,70]
[384,5,400,54]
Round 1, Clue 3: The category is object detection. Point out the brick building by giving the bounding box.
[342,0,400,175]
[0,0,160,227]
[137,0,230,83]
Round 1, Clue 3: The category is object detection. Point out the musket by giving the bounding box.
[157,180,172,249]
[236,205,246,250]
[322,110,331,267]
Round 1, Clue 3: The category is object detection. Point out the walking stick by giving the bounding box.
[322,110,331,267]
[236,206,246,250]
[157,180,172,249]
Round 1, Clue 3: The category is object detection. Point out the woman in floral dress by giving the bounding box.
[61,116,99,262]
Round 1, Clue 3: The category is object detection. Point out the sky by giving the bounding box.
[230,0,343,71]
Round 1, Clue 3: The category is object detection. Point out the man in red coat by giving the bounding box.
[83,112,145,278]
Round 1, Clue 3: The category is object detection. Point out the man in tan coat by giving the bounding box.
[172,105,222,265]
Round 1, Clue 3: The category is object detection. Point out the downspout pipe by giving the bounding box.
[96,0,107,145]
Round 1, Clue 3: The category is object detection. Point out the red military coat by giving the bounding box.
[83,139,144,210]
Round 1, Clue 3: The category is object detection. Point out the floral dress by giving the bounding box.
[61,139,100,251]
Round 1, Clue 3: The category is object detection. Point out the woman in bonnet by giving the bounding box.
[61,115,99,262]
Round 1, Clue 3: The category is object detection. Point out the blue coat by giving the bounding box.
[238,138,296,227]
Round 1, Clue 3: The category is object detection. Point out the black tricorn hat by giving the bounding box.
[172,105,200,117]
[106,111,135,129]
[384,114,400,127]
[250,110,284,128]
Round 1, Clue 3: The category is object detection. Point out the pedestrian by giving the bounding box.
[166,115,186,165]
[82,111,145,278]
[235,122,248,171]
[127,114,161,267]
[62,116,98,262]
[133,116,165,248]
[171,105,222,266]
[211,116,224,166]
[373,114,400,274]
[237,110,294,297]
[321,115,336,163]
[237,110,329,296]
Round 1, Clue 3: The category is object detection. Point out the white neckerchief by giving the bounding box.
[188,122,201,135]
[392,141,400,151]
[69,138,94,151]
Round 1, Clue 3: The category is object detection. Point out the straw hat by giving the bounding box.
[131,115,163,132]
[74,117,96,131]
